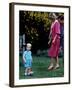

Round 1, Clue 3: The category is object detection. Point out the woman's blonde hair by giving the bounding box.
[49,13,57,19]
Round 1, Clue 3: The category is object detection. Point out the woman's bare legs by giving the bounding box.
[48,57,54,70]
[54,56,60,69]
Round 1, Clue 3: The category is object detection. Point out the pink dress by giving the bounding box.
[48,20,60,57]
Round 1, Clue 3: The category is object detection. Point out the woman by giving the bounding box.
[48,13,60,70]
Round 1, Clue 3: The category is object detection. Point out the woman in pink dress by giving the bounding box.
[48,13,60,70]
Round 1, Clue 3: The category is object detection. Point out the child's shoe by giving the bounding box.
[25,73,27,76]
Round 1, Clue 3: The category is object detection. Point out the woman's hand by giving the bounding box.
[52,39,55,44]
[52,34,57,44]
[48,36,52,45]
[48,40,51,45]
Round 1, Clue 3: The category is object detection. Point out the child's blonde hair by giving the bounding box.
[27,43,32,47]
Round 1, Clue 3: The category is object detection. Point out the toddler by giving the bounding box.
[23,43,33,76]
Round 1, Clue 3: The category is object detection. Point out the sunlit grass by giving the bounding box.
[19,56,64,79]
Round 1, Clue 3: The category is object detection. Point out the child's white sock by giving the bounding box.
[25,68,28,76]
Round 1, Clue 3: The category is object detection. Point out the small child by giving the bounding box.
[23,43,33,76]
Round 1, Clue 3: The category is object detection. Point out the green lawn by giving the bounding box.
[19,56,64,79]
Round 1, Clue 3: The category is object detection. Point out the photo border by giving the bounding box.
[9,2,70,87]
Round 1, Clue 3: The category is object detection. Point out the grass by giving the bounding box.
[19,56,64,79]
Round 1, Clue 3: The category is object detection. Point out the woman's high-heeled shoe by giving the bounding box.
[48,64,54,70]
[53,64,60,70]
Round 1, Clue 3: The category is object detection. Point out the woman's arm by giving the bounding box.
[52,34,57,44]
[52,21,60,43]
[48,29,52,45]
[48,36,52,44]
